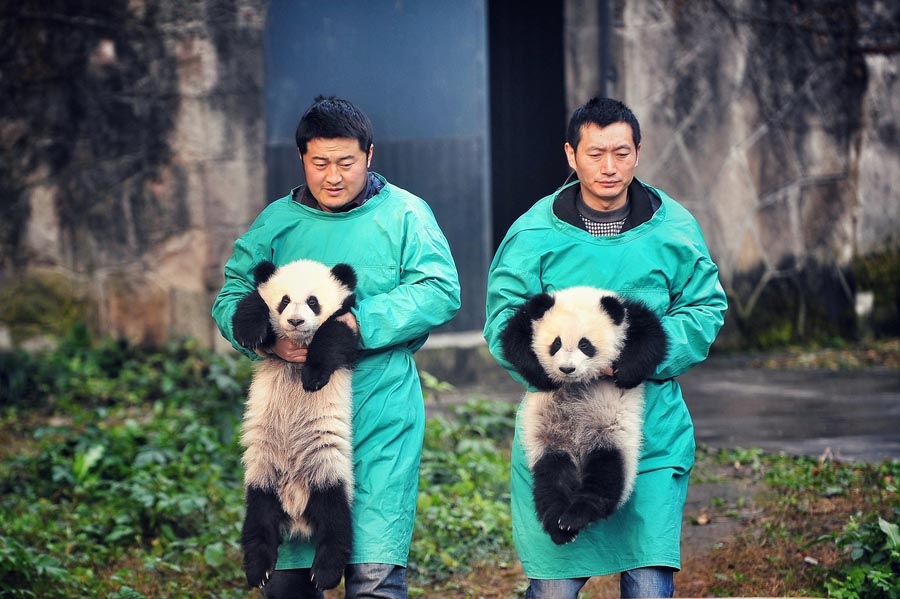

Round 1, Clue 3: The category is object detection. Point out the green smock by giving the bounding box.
[212,173,461,568]
[483,180,727,578]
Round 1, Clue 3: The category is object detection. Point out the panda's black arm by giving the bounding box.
[232,290,277,351]
[612,299,669,389]
[500,304,557,392]
[301,319,360,392]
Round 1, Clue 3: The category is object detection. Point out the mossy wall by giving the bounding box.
[0,0,267,349]
[853,250,900,337]
[0,270,90,346]
[589,0,900,348]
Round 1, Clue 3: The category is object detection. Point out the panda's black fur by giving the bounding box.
[500,286,667,544]
[231,259,359,590]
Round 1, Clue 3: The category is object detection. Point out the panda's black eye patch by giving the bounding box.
[578,338,596,357]
[549,337,562,356]
[277,295,290,314]
[306,296,321,315]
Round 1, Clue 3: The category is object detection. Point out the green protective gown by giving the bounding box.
[483,180,727,579]
[212,173,461,568]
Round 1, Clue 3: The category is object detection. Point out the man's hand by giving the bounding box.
[270,337,308,363]
[264,314,356,364]
[336,312,359,334]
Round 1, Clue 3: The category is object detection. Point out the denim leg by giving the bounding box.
[263,568,324,599]
[619,567,674,598]
[344,563,408,599]
[524,577,589,599]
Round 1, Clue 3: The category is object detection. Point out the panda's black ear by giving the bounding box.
[252,260,278,286]
[600,295,625,326]
[330,263,357,291]
[525,293,555,319]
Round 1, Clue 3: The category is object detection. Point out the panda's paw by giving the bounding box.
[558,497,610,532]
[539,511,578,544]
[548,525,579,545]
[301,365,333,392]
[243,547,276,589]
[310,549,346,590]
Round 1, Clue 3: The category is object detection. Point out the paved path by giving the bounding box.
[426,351,900,464]
[679,357,900,463]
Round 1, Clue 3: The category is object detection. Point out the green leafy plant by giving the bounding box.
[822,512,900,599]
[410,398,516,587]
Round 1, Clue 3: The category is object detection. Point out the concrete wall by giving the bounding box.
[1,0,897,349]
[0,1,267,348]
[566,0,900,344]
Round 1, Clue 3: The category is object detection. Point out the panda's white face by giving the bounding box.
[532,287,625,385]
[256,260,352,346]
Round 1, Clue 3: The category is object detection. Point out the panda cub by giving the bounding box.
[231,259,359,590]
[500,286,667,545]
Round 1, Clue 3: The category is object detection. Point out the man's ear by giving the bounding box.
[564,142,576,170]
[634,143,641,168]
[366,144,374,168]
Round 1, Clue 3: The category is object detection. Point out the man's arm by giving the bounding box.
[483,235,544,387]
[211,232,269,361]
[654,252,728,380]
[353,220,460,350]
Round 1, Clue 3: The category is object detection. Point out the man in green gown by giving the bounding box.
[213,96,460,599]
[483,97,727,598]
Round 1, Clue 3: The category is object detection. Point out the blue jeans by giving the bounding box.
[263,563,407,599]
[525,567,674,599]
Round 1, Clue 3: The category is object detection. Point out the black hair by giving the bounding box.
[295,95,374,155]
[566,97,641,150]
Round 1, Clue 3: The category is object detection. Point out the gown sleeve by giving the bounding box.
[654,233,728,380]
[483,232,543,387]
[210,215,272,360]
[353,213,461,351]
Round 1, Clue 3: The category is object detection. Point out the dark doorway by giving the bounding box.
[488,1,569,250]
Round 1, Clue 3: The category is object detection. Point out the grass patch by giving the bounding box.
[0,338,897,597]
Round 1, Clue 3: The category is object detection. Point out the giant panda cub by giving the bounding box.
[231,259,359,590]
[500,286,667,545]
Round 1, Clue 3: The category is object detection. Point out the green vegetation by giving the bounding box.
[687,446,900,598]
[853,249,900,337]
[0,337,897,597]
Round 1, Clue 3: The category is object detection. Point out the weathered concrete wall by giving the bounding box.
[2,1,897,349]
[0,0,267,348]
[566,0,900,345]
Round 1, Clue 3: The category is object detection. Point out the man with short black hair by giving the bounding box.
[484,97,727,598]
[213,96,461,599]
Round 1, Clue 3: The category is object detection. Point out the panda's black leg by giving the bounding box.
[301,321,358,392]
[532,450,581,544]
[303,482,353,590]
[558,446,626,533]
[241,486,289,589]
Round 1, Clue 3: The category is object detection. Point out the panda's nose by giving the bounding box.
[287,318,305,327]
[559,366,575,375]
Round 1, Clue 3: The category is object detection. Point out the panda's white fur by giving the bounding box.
[231,259,359,591]
[500,286,667,545]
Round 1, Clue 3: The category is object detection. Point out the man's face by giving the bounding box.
[301,137,373,212]
[564,122,640,210]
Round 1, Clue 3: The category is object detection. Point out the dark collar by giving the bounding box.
[292,172,384,212]
[553,178,659,233]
